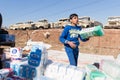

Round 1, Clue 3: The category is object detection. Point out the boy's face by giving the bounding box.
[70,16,78,25]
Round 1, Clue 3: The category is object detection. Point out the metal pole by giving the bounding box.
[0,13,2,29]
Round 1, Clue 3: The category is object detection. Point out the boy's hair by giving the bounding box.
[69,13,78,20]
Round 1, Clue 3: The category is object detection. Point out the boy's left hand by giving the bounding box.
[67,41,76,49]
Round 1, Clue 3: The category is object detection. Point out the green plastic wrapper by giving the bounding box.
[90,70,106,80]
[85,64,106,80]
[79,25,104,39]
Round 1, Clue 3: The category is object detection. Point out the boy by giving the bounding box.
[59,13,89,66]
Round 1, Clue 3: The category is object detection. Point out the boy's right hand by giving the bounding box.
[67,41,76,49]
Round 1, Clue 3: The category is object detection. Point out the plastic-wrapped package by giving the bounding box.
[71,68,86,80]
[0,68,14,80]
[85,64,106,80]
[44,62,62,79]
[28,49,41,67]
[10,61,28,76]
[28,44,48,67]
[28,44,48,80]
[63,65,76,80]
[10,47,22,63]
[57,64,68,80]
[45,62,86,80]
[100,59,120,80]
[19,64,36,79]
[79,25,104,39]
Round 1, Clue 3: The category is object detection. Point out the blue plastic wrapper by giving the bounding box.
[0,34,15,42]
[28,45,42,67]
[19,64,36,79]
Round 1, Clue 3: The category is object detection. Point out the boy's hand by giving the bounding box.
[67,41,76,49]
[85,36,91,41]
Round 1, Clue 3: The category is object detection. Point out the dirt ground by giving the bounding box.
[6,29,120,57]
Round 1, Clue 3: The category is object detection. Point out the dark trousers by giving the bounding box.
[65,46,79,66]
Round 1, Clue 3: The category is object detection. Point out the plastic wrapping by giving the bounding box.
[45,62,86,80]
[79,25,104,39]
[85,64,106,80]
[100,59,120,80]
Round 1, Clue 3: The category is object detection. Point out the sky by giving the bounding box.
[0,0,120,27]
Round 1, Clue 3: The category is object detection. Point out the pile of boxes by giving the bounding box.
[1,44,48,80]
[1,43,120,80]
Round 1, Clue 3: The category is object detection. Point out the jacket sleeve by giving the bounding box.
[59,27,68,44]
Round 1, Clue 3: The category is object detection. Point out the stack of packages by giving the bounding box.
[85,64,106,80]
[2,43,48,80]
[28,44,48,80]
[100,59,120,80]
[44,62,86,80]
[1,47,27,80]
